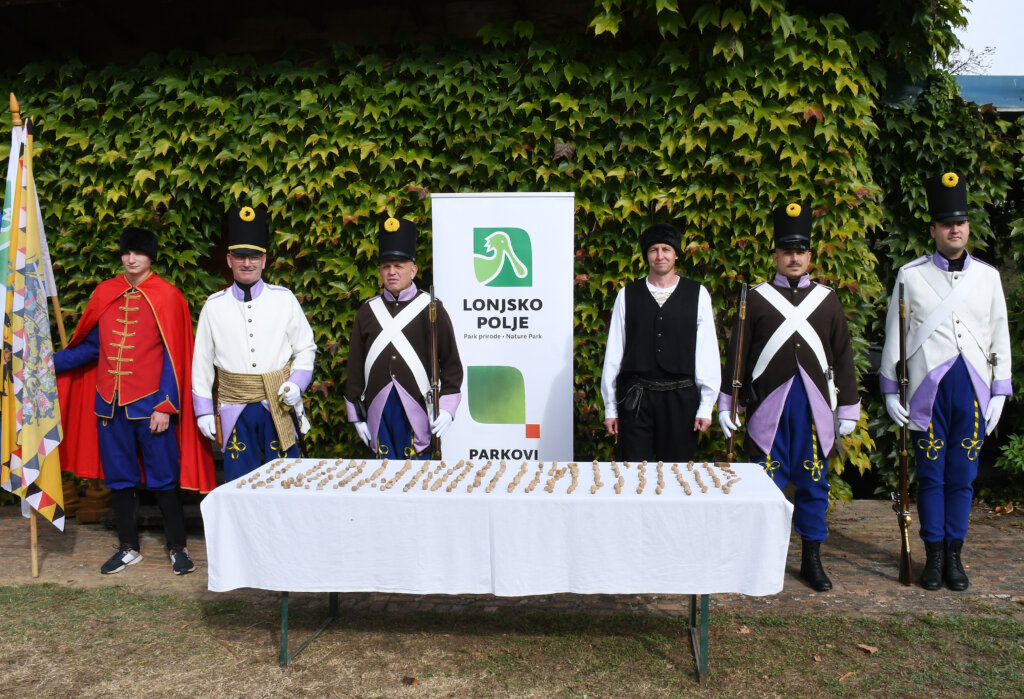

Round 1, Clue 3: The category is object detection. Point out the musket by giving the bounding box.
[726,283,749,463]
[427,285,442,459]
[893,282,914,586]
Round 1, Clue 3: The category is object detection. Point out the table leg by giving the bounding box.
[280,591,340,668]
[280,591,290,667]
[688,594,709,682]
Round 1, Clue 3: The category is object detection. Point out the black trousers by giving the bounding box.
[617,378,700,463]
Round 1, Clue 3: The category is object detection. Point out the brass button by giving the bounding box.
[252,363,257,367]
[248,318,252,323]
[251,348,255,352]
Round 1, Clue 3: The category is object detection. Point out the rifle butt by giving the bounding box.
[898,549,913,586]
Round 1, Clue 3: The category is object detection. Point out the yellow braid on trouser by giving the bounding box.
[217,365,295,452]
[917,422,944,461]
[960,399,982,461]
[802,425,826,482]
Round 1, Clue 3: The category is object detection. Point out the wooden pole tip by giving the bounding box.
[10,93,22,126]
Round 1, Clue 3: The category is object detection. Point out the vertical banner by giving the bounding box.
[432,193,574,462]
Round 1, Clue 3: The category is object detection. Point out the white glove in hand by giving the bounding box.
[885,394,909,427]
[718,411,741,439]
[430,410,453,438]
[354,421,371,446]
[277,381,302,407]
[838,419,856,436]
[197,414,217,441]
[985,395,1005,436]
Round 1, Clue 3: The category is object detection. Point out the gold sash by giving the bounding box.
[217,366,295,452]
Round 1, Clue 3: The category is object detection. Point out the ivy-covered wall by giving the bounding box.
[1,0,1019,499]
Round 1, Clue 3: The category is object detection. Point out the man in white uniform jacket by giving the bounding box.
[192,205,316,481]
[880,171,1011,592]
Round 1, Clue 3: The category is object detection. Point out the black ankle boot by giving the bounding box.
[799,540,832,591]
[920,540,944,590]
[944,539,969,591]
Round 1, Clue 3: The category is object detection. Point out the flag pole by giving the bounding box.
[11,95,66,350]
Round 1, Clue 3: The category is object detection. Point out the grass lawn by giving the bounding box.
[2,584,1022,697]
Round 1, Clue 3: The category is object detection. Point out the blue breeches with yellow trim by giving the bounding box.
[754,379,830,542]
[911,357,984,544]
[223,403,298,482]
[376,388,428,460]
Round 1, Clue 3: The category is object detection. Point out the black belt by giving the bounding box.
[619,377,695,414]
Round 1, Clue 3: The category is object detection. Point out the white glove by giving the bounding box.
[838,419,856,436]
[430,410,453,438]
[885,394,909,427]
[197,414,217,441]
[354,421,371,446]
[718,411,741,439]
[277,381,302,407]
[985,395,1005,436]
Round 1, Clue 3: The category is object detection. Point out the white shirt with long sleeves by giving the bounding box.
[601,277,721,420]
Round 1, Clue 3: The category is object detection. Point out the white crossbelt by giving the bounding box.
[363,294,431,402]
[752,284,836,409]
[906,263,979,359]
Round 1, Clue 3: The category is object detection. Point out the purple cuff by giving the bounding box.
[288,369,313,393]
[992,378,1013,397]
[879,375,898,394]
[837,403,861,421]
[345,398,359,423]
[193,393,214,416]
[717,392,732,413]
[439,393,462,418]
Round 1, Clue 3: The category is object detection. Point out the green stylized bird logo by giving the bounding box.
[473,231,528,285]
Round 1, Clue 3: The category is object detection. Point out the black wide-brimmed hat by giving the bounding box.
[772,202,812,251]
[119,227,158,263]
[226,205,268,256]
[378,217,417,262]
[925,171,968,223]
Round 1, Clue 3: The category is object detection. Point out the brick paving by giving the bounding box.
[2,499,1021,619]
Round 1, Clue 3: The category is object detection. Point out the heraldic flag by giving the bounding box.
[0,118,65,530]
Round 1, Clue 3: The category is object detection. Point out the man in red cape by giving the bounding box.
[56,227,214,575]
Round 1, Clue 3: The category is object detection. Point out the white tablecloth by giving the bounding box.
[202,459,793,596]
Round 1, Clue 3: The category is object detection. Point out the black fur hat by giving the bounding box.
[639,223,683,258]
[119,227,158,263]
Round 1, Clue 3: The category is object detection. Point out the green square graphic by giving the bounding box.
[473,227,532,287]
[467,365,526,424]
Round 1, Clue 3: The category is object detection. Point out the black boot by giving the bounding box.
[920,540,944,590]
[944,539,969,591]
[799,540,832,591]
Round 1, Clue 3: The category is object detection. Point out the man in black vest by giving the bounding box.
[601,223,721,462]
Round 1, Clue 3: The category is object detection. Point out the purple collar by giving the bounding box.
[773,272,811,289]
[231,278,265,301]
[931,251,971,271]
[382,284,419,302]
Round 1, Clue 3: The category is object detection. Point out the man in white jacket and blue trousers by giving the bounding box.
[880,171,1011,592]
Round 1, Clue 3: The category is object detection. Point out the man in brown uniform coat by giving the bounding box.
[718,202,860,591]
[345,217,463,458]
